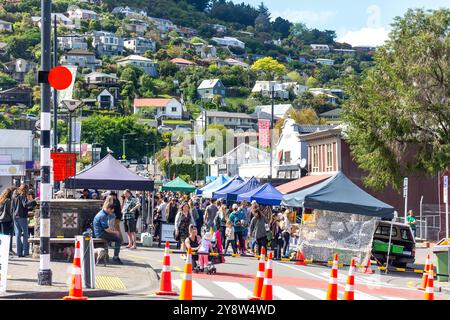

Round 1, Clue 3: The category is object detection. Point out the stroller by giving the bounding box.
[193,229,224,274]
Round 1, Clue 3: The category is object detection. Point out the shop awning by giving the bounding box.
[276,174,333,194]
[196,175,230,195]
[65,154,154,191]
[237,183,283,206]
[161,176,196,193]
[281,171,394,219]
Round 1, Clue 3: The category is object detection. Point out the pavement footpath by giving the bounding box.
[1,246,160,300]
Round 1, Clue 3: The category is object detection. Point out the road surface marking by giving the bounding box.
[213,281,252,299]
[354,291,381,300]
[297,288,327,300]
[273,286,304,300]
[172,279,214,297]
[173,266,182,272]
[380,296,406,300]
[95,276,126,290]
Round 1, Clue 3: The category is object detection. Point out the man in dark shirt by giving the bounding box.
[93,203,122,264]
[80,189,91,199]
[110,192,122,239]
[166,198,178,223]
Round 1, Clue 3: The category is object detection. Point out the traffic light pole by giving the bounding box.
[38,0,53,285]
[52,15,59,191]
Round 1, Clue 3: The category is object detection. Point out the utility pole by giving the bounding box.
[38,0,53,286]
[203,108,207,184]
[52,14,59,191]
[168,141,171,180]
[269,82,274,181]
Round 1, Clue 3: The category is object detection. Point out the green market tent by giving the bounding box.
[161,176,196,193]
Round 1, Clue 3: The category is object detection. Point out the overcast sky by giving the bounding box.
[231,0,449,46]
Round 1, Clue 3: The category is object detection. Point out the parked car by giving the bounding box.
[175,125,192,132]
[371,220,415,268]
[136,164,145,172]
[158,125,173,132]
[119,159,130,168]
[130,159,138,164]
[24,114,38,120]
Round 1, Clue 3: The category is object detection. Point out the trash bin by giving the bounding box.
[431,240,450,282]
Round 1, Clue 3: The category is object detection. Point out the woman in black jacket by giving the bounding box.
[0,187,14,254]
[11,184,33,257]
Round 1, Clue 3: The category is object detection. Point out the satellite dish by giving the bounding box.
[300,158,307,169]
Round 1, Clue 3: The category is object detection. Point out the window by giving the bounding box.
[161,107,166,112]
[284,151,291,164]
[375,226,397,237]
[171,107,177,112]
[326,143,333,171]
[401,229,413,240]
[312,146,319,172]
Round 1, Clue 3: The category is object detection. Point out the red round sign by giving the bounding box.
[48,66,73,90]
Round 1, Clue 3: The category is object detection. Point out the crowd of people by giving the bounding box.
[152,191,295,260]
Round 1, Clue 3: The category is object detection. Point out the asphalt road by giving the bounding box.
[112,245,450,300]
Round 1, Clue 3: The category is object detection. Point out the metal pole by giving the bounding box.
[52,15,59,191]
[269,83,274,181]
[385,220,394,274]
[38,0,53,285]
[67,112,72,152]
[203,108,207,183]
[420,195,424,239]
[153,143,156,176]
[168,142,171,179]
[122,136,126,159]
[403,177,408,222]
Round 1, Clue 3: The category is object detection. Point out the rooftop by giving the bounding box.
[117,55,154,63]
[134,98,175,108]
[170,58,195,65]
[198,111,253,119]
[198,79,222,89]
[65,49,95,56]
[294,124,338,134]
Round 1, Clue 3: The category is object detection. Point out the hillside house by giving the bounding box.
[60,49,101,70]
[170,58,195,69]
[67,8,98,21]
[4,59,37,83]
[197,79,226,101]
[0,20,12,32]
[124,19,149,36]
[117,55,158,77]
[57,34,88,50]
[124,37,156,55]
[315,58,335,66]
[211,37,245,49]
[133,98,184,120]
[84,72,118,86]
[92,31,124,56]
[310,44,330,53]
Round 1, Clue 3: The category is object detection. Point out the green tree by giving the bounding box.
[306,76,319,88]
[0,72,17,89]
[251,56,286,80]
[24,69,36,86]
[342,8,450,191]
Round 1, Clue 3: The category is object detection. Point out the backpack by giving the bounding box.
[0,200,12,223]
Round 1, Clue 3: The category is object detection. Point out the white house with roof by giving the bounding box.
[4,59,38,82]
[133,98,184,119]
[58,34,87,50]
[117,55,158,77]
[252,81,290,99]
[195,111,255,131]
[0,20,12,32]
[84,72,118,85]
[309,88,339,105]
[97,89,115,109]
[148,17,178,32]
[67,8,98,20]
[92,31,124,56]
[191,43,217,59]
[124,37,156,55]
[112,6,147,17]
[223,58,249,68]
[32,13,75,29]
[124,19,149,36]
[310,44,330,53]
[211,37,245,48]
[197,79,226,100]
[315,58,335,66]
[254,104,294,119]
[60,49,101,70]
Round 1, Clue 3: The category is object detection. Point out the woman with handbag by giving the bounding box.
[249,209,268,256]
[174,202,195,259]
[281,209,292,258]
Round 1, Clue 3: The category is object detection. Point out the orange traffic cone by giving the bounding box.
[326,253,339,300]
[363,257,374,274]
[424,263,434,300]
[179,247,193,300]
[343,258,356,300]
[248,247,266,300]
[155,241,177,296]
[261,251,273,300]
[295,249,306,266]
[418,254,431,291]
[63,239,88,300]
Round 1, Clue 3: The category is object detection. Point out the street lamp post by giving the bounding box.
[91,142,101,166]
[269,82,275,181]
[121,133,136,160]
[62,99,81,153]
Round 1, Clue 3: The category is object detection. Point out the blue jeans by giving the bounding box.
[98,232,121,257]
[14,218,29,256]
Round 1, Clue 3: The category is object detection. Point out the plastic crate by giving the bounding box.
[391,245,404,254]
[373,241,389,252]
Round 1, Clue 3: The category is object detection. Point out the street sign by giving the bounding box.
[0,235,10,293]
[403,177,408,198]
[444,176,448,204]
[122,154,126,159]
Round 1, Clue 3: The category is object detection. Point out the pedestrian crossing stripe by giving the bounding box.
[169,279,412,300]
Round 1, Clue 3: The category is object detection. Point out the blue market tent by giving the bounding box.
[196,175,230,195]
[213,176,261,202]
[281,171,394,219]
[237,183,283,206]
[211,176,245,199]
[202,175,244,199]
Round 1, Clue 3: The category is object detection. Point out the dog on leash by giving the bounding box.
[94,247,108,266]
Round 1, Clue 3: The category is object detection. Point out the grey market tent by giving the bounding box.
[65,154,154,191]
[281,171,394,219]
